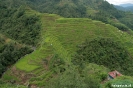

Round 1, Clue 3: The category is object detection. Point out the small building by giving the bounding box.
[108,70,122,80]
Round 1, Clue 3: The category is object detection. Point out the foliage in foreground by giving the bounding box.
[0,80,26,88]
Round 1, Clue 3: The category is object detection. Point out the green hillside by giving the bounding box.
[1,0,133,31]
[0,80,26,88]
[21,0,133,31]
[0,33,33,77]
[1,0,133,87]
[0,5,41,45]
[14,12,133,72]
[1,8,133,87]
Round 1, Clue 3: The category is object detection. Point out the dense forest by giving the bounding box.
[73,38,133,76]
[0,5,41,45]
[0,0,41,78]
[0,2,41,78]
[0,37,33,77]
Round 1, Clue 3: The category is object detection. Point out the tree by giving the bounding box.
[73,38,133,76]
[45,66,100,88]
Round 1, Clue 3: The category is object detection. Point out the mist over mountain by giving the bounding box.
[114,3,133,12]
[119,3,133,7]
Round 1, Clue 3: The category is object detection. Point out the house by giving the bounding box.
[108,70,122,80]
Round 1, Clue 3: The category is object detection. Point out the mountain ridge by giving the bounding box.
[119,3,133,7]
[114,4,133,13]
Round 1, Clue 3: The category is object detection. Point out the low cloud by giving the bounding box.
[106,0,133,5]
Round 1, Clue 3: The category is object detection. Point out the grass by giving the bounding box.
[3,8,133,86]
[0,83,27,88]
[15,50,45,72]
[29,71,53,86]
[2,70,20,81]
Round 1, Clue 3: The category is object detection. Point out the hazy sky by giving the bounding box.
[106,0,133,5]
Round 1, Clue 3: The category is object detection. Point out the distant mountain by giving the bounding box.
[114,3,133,12]
[126,6,133,12]
[119,3,133,7]
[114,5,126,11]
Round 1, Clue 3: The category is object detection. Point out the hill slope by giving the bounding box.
[1,0,133,31]
[0,33,33,77]
[2,8,133,87]
[1,0,133,87]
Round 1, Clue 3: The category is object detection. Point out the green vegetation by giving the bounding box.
[0,38,33,76]
[0,2,41,77]
[45,66,101,88]
[2,12,133,87]
[115,5,133,13]
[4,0,131,31]
[0,0,133,87]
[0,80,26,88]
[0,84,26,88]
[0,5,41,45]
[103,76,133,88]
[1,0,133,32]
[73,38,133,76]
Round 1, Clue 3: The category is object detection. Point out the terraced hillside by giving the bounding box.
[0,33,33,77]
[1,0,133,32]
[2,8,133,87]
